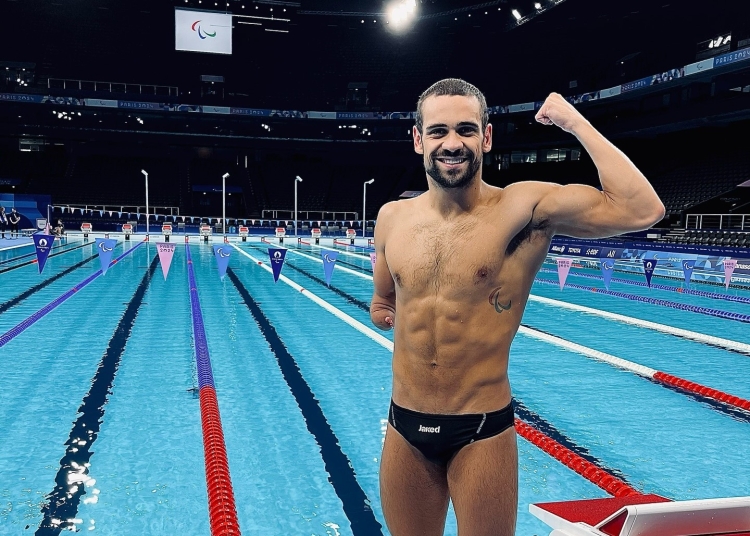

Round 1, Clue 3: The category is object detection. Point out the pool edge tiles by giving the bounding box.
[185,245,241,536]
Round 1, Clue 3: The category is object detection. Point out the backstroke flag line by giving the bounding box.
[643,258,658,288]
[33,234,55,274]
[157,242,176,281]
[213,244,232,280]
[556,258,572,290]
[723,259,737,290]
[95,238,118,276]
[268,248,287,282]
[321,249,339,286]
[599,258,615,290]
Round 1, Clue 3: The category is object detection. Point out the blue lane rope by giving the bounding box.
[185,245,215,390]
[534,277,750,324]
[0,242,144,348]
[538,268,750,305]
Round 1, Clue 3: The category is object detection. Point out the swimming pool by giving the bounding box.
[1,237,749,535]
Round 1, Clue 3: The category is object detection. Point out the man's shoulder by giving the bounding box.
[377,198,415,220]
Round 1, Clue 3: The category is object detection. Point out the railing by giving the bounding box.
[685,214,748,230]
[47,78,178,97]
[261,209,359,221]
[53,204,180,216]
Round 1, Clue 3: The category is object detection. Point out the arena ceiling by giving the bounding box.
[1,0,747,110]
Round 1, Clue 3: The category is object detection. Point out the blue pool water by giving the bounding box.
[1,239,749,535]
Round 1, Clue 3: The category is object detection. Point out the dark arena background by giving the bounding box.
[2,0,750,535]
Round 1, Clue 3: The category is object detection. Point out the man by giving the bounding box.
[0,206,6,239]
[8,208,21,239]
[370,79,664,535]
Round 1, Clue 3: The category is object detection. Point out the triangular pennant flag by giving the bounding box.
[118,211,122,218]
[99,210,103,217]
[157,242,176,281]
[33,234,56,274]
[599,258,615,290]
[213,245,231,280]
[369,252,377,272]
[682,259,696,287]
[321,249,339,286]
[642,258,658,287]
[95,238,117,276]
[268,248,287,282]
[723,259,737,290]
[556,258,572,290]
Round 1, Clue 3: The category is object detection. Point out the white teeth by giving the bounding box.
[439,158,465,164]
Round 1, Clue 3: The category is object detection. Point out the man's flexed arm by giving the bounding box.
[370,203,397,331]
[533,93,665,238]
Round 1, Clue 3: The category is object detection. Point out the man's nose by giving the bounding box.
[441,131,464,152]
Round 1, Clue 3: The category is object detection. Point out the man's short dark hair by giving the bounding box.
[415,78,489,133]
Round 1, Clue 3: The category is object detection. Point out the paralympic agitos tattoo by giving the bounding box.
[489,287,512,314]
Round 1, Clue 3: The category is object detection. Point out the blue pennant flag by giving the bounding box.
[33,234,56,274]
[682,259,696,287]
[213,245,232,280]
[95,238,117,276]
[642,258,658,288]
[321,249,339,286]
[600,258,615,290]
[268,248,287,282]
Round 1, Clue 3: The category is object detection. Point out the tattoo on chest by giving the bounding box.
[489,286,512,314]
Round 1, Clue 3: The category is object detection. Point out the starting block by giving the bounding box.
[311,228,321,245]
[200,224,212,243]
[275,227,286,244]
[81,222,92,239]
[345,228,356,245]
[162,224,172,242]
[239,226,249,242]
[531,495,750,536]
[122,223,133,241]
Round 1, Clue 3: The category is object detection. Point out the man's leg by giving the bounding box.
[447,427,518,536]
[380,423,451,536]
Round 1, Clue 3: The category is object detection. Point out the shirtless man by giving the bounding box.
[370,79,664,535]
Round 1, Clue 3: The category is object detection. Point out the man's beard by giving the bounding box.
[425,149,482,190]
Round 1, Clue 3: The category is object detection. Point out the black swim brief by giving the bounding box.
[387,399,515,466]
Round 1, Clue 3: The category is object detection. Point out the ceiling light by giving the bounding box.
[512,9,522,20]
[534,2,542,9]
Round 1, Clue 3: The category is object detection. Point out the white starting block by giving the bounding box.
[162,224,172,242]
[122,223,133,240]
[81,222,92,238]
[239,226,249,242]
[345,228,356,245]
[311,228,322,245]
[531,495,750,536]
[200,224,212,243]
[275,227,286,244]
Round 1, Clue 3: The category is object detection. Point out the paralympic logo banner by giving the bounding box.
[556,258,572,290]
[723,259,737,290]
[681,259,696,287]
[369,252,377,272]
[213,245,231,280]
[95,238,117,276]
[175,8,232,55]
[32,233,55,273]
[599,258,615,290]
[642,258,658,287]
[321,249,339,286]
[157,243,176,281]
[268,248,287,282]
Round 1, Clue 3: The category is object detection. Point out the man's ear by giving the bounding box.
[413,126,424,155]
[482,123,493,153]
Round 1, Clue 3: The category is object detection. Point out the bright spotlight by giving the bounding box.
[387,0,417,29]
[534,2,542,9]
[512,9,522,20]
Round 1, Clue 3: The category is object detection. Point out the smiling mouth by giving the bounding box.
[435,156,468,165]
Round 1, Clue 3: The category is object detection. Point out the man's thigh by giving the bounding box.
[447,427,518,536]
[380,423,451,536]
